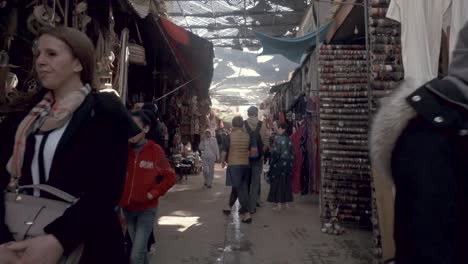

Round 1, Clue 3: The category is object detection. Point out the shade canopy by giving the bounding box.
[255,22,331,63]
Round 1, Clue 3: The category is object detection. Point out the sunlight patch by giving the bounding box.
[158,216,201,232]
[226,63,260,78]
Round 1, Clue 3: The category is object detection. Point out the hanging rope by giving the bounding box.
[154,74,200,102]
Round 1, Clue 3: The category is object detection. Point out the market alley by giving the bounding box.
[151,165,373,264]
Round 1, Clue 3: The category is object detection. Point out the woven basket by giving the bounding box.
[128,43,146,65]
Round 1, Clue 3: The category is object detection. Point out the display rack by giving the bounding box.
[318,44,372,227]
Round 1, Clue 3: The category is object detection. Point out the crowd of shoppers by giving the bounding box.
[219,106,295,224]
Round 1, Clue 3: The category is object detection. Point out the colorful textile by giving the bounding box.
[290,127,302,194]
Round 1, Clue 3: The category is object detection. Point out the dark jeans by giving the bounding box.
[227,165,251,214]
[123,207,157,264]
[249,159,263,212]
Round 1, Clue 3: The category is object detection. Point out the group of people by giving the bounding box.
[217,106,295,223]
[7,18,468,264]
[0,26,175,264]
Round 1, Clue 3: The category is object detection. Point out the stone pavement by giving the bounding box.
[150,165,373,264]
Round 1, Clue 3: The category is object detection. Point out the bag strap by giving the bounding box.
[244,121,252,133]
[17,184,78,204]
[254,121,262,134]
[133,18,143,45]
[38,131,51,185]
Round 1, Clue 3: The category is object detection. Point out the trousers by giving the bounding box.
[249,159,263,212]
[123,207,158,264]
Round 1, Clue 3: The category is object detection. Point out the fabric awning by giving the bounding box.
[157,17,214,99]
[269,82,290,94]
[255,22,331,64]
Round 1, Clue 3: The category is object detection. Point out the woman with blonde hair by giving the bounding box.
[0,26,138,263]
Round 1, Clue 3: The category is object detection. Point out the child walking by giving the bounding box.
[120,111,176,264]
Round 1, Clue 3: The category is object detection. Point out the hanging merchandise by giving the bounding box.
[126,0,151,19]
[386,0,451,85]
[27,2,62,35]
[116,28,130,103]
[291,126,302,194]
[448,0,468,62]
[190,96,199,115]
[96,2,118,89]
[72,0,91,32]
[0,51,10,104]
[0,2,19,107]
[300,121,311,195]
[128,20,146,66]
[191,116,200,135]
[307,97,320,195]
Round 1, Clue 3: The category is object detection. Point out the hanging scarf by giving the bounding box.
[6,84,91,188]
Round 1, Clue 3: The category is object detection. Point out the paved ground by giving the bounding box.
[150,165,373,264]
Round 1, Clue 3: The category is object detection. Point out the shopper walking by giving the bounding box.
[0,26,139,263]
[267,123,294,210]
[120,111,176,264]
[199,129,220,188]
[245,106,269,213]
[370,22,468,264]
[221,116,252,223]
[139,103,163,250]
[141,103,165,149]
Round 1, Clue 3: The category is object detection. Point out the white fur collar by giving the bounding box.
[370,78,421,182]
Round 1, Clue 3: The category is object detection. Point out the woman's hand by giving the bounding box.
[0,243,21,264]
[147,192,154,200]
[7,235,64,264]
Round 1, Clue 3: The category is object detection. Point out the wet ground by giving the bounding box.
[151,165,373,264]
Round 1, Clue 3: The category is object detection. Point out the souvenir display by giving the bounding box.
[319,45,372,228]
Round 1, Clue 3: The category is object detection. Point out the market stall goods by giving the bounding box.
[319,45,372,228]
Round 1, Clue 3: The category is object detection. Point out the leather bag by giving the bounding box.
[4,184,84,263]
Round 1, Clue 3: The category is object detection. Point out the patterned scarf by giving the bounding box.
[6,84,91,188]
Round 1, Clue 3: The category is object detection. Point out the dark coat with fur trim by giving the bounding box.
[371,78,468,264]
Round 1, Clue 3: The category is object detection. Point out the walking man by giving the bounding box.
[245,106,269,214]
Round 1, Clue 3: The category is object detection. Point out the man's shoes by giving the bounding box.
[241,213,252,224]
[222,208,232,214]
[242,218,252,224]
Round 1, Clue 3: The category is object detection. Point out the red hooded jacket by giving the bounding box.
[120,140,176,211]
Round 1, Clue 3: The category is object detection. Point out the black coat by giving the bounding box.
[373,79,468,264]
[0,92,140,263]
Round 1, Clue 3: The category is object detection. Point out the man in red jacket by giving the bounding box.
[120,111,176,264]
